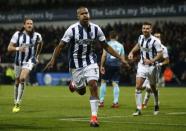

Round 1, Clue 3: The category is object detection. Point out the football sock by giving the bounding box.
[16,82,25,104]
[153,89,159,106]
[14,84,19,104]
[143,91,151,105]
[135,90,142,110]
[90,96,99,116]
[99,82,106,103]
[113,85,119,104]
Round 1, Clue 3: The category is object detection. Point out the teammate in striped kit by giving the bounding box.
[142,32,169,109]
[128,22,163,116]
[8,17,43,113]
[45,7,128,127]
[99,31,129,108]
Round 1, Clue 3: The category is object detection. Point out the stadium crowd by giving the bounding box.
[0,0,185,12]
[0,21,186,85]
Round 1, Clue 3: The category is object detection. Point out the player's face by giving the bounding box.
[77,8,90,26]
[24,20,33,32]
[142,25,152,37]
[154,33,161,40]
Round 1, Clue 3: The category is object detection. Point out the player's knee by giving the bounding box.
[112,81,118,87]
[88,80,98,89]
[135,89,142,94]
[19,77,26,83]
[77,86,86,95]
[146,88,152,93]
[136,85,142,91]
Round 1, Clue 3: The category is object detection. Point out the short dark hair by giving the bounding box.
[23,17,32,24]
[77,6,88,14]
[142,22,152,27]
[109,31,117,39]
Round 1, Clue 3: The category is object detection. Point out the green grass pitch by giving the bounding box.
[0,85,186,131]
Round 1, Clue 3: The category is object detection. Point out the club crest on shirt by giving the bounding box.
[141,47,151,52]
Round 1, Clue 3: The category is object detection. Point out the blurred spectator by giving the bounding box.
[0,0,185,12]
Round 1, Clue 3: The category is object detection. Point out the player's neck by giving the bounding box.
[144,34,151,39]
[79,21,89,28]
[24,30,32,35]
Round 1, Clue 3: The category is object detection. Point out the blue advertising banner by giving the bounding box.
[0,4,185,23]
[37,73,71,86]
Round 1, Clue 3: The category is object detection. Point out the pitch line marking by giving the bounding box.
[167,112,186,115]
[59,118,186,127]
[59,112,186,127]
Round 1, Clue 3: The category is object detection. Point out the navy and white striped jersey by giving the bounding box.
[10,31,42,65]
[61,22,106,69]
[161,44,169,59]
[138,35,162,64]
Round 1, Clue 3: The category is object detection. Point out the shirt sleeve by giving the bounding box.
[10,31,19,44]
[61,27,73,43]
[154,39,162,52]
[121,45,125,56]
[97,26,106,42]
[37,33,43,43]
[163,47,169,58]
[137,35,142,46]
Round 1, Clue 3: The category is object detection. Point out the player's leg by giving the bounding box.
[142,79,151,109]
[13,65,21,103]
[17,68,30,103]
[69,68,86,95]
[12,65,21,113]
[133,77,145,116]
[85,63,100,127]
[111,81,119,108]
[14,62,34,112]
[133,63,146,116]
[99,79,106,107]
[88,80,99,127]
[110,66,120,108]
[149,66,159,115]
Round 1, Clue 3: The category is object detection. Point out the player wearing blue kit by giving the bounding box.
[8,17,43,113]
[45,7,128,127]
[99,31,129,108]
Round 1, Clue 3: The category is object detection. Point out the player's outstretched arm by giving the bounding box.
[128,44,140,60]
[100,41,128,66]
[44,41,65,71]
[100,49,107,74]
[35,41,44,62]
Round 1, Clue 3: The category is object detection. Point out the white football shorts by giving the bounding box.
[136,62,158,85]
[70,63,99,89]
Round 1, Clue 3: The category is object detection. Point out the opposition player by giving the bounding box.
[128,22,163,116]
[99,31,129,108]
[7,17,43,113]
[45,7,128,127]
[142,32,169,109]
